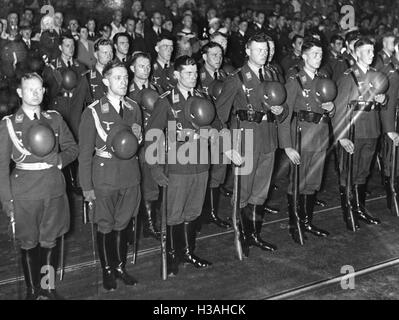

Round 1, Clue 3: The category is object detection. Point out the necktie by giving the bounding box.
[164,63,168,69]
[187,91,192,99]
[67,61,72,68]
[214,71,218,80]
[34,112,38,120]
[142,84,146,90]
[122,57,126,63]
[259,68,264,82]
[157,28,161,36]
[119,101,124,118]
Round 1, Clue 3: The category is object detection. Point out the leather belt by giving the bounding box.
[236,109,275,123]
[16,162,53,170]
[294,110,329,124]
[350,101,380,112]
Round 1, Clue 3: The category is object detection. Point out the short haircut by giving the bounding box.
[78,26,88,33]
[330,34,344,44]
[382,32,395,40]
[113,32,130,44]
[354,37,374,50]
[94,39,113,52]
[19,72,43,88]
[131,51,151,65]
[345,30,360,44]
[292,34,304,45]
[60,35,75,45]
[156,34,174,44]
[246,32,272,48]
[174,55,196,72]
[301,37,322,53]
[103,61,127,78]
[125,16,137,23]
[202,41,223,55]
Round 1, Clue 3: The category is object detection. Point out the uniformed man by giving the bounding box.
[145,55,213,276]
[281,35,303,78]
[333,37,388,230]
[113,32,132,66]
[227,19,249,69]
[279,38,333,243]
[86,39,113,104]
[197,42,231,229]
[216,33,288,253]
[320,35,347,83]
[128,52,162,240]
[79,61,142,291]
[151,35,175,92]
[0,73,78,299]
[342,31,360,69]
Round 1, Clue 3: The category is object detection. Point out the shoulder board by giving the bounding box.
[124,97,138,110]
[46,110,60,115]
[369,66,377,72]
[1,115,12,122]
[82,70,91,76]
[344,68,354,75]
[231,68,241,76]
[159,90,171,99]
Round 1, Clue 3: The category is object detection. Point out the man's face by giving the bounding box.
[138,11,146,22]
[126,19,135,33]
[132,56,151,80]
[269,16,277,27]
[114,10,123,24]
[152,12,162,27]
[212,35,227,52]
[115,36,130,55]
[267,41,275,62]
[331,39,343,54]
[96,44,113,66]
[163,20,173,32]
[8,13,18,26]
[183,15,192,29]
[69,19,79,32]
[18,78,45,107]
[87,20,96,32]
[24,10,33,22]
[207,9,216,20]
[54,13,63,28]
[293,37,303,53]
[258,13,265,25]
[132,0,142,12]
[101,26,111,39]
[239,21,248,33]
[303,46,323,70]
[175,64,198,89]
[246,41,268,66]
[80,28,88,40]
[21,29,32,40]
[278,16,287,27]
[60,39,75,58]
[384,36,395,54]
[204,46,223,70]
[105,67,129,96]
[156,40,174,61]
[356,44,374,66]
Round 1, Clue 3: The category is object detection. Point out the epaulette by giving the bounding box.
[124,97,138,110]
[82,70,91,76]
[46,110,60,115]
[159,90,171,99]
[344,67,354,75]
[369,66,377,72]
[1,114,12,121]
[231,68,241,76]
[87,99,100,109]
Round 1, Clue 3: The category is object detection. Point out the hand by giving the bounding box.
[321,101,334,112]
[339,138,354,154]
[2,200,14,218]
[375,94,386,104]
[83,190,96,202]
[151,167,168,187]
[224,149,244,166]
[388,132,399,146]
[270,105,284,115]
[132,124,143,143]
[285,147,300,165]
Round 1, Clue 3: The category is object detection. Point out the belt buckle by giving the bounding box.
[247,109,255,122]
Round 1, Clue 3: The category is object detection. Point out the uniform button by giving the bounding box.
[100,163,104,167]
[15,174,18,178]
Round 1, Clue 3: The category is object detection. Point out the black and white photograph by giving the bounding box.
[1,0,399,305]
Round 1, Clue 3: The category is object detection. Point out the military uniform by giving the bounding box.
[145,86,212,274]
[43,58,91,139]
[281,51,302,78]
[0,108,78,299]
[78,95,142,290]
[86,67,108,104]
[320,51,348,83]
[216,62,288,252]
[227,31,249,69]
[279,66,333,241]
[151,60,176,92]
[39,30,61,61]
[333,63,386,228]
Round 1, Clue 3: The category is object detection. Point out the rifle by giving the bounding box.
[390,107,399,217]
[345,104,357,231]
[131,216,138,265]
[292,117,304,245]
[160,128,168,280]
[232,117,248,259]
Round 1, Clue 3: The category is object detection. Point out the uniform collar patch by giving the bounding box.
[101,102,110,113]
[15,114,24,123]
[201,72,206,80]
[172,91,180,103]
[91,70,97,79]
[41,112,51,119]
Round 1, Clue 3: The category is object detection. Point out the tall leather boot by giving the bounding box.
[287,194,307,244]
[385,176,393,210]
[339,185,360,231]
[243,204,277,251]
[142,200,161,240]
[208,187,231,228]
[181,221,212,268]
[301,194,329,237]
[114,229,138,286]
[97,232,117,291]
[353,184,381,225]
[39,246,64,300]
[166,225,179,276]
[21,246,40,300]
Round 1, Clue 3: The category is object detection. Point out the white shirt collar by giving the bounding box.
[107,95,123,113]
[239,30,245,37]
[247,60,263,79]
[357,63,369,74]
[177,86,194,100]
[22,106,40,120]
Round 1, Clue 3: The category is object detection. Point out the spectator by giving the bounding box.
[76,26,96,69]
[110,9,126,40]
